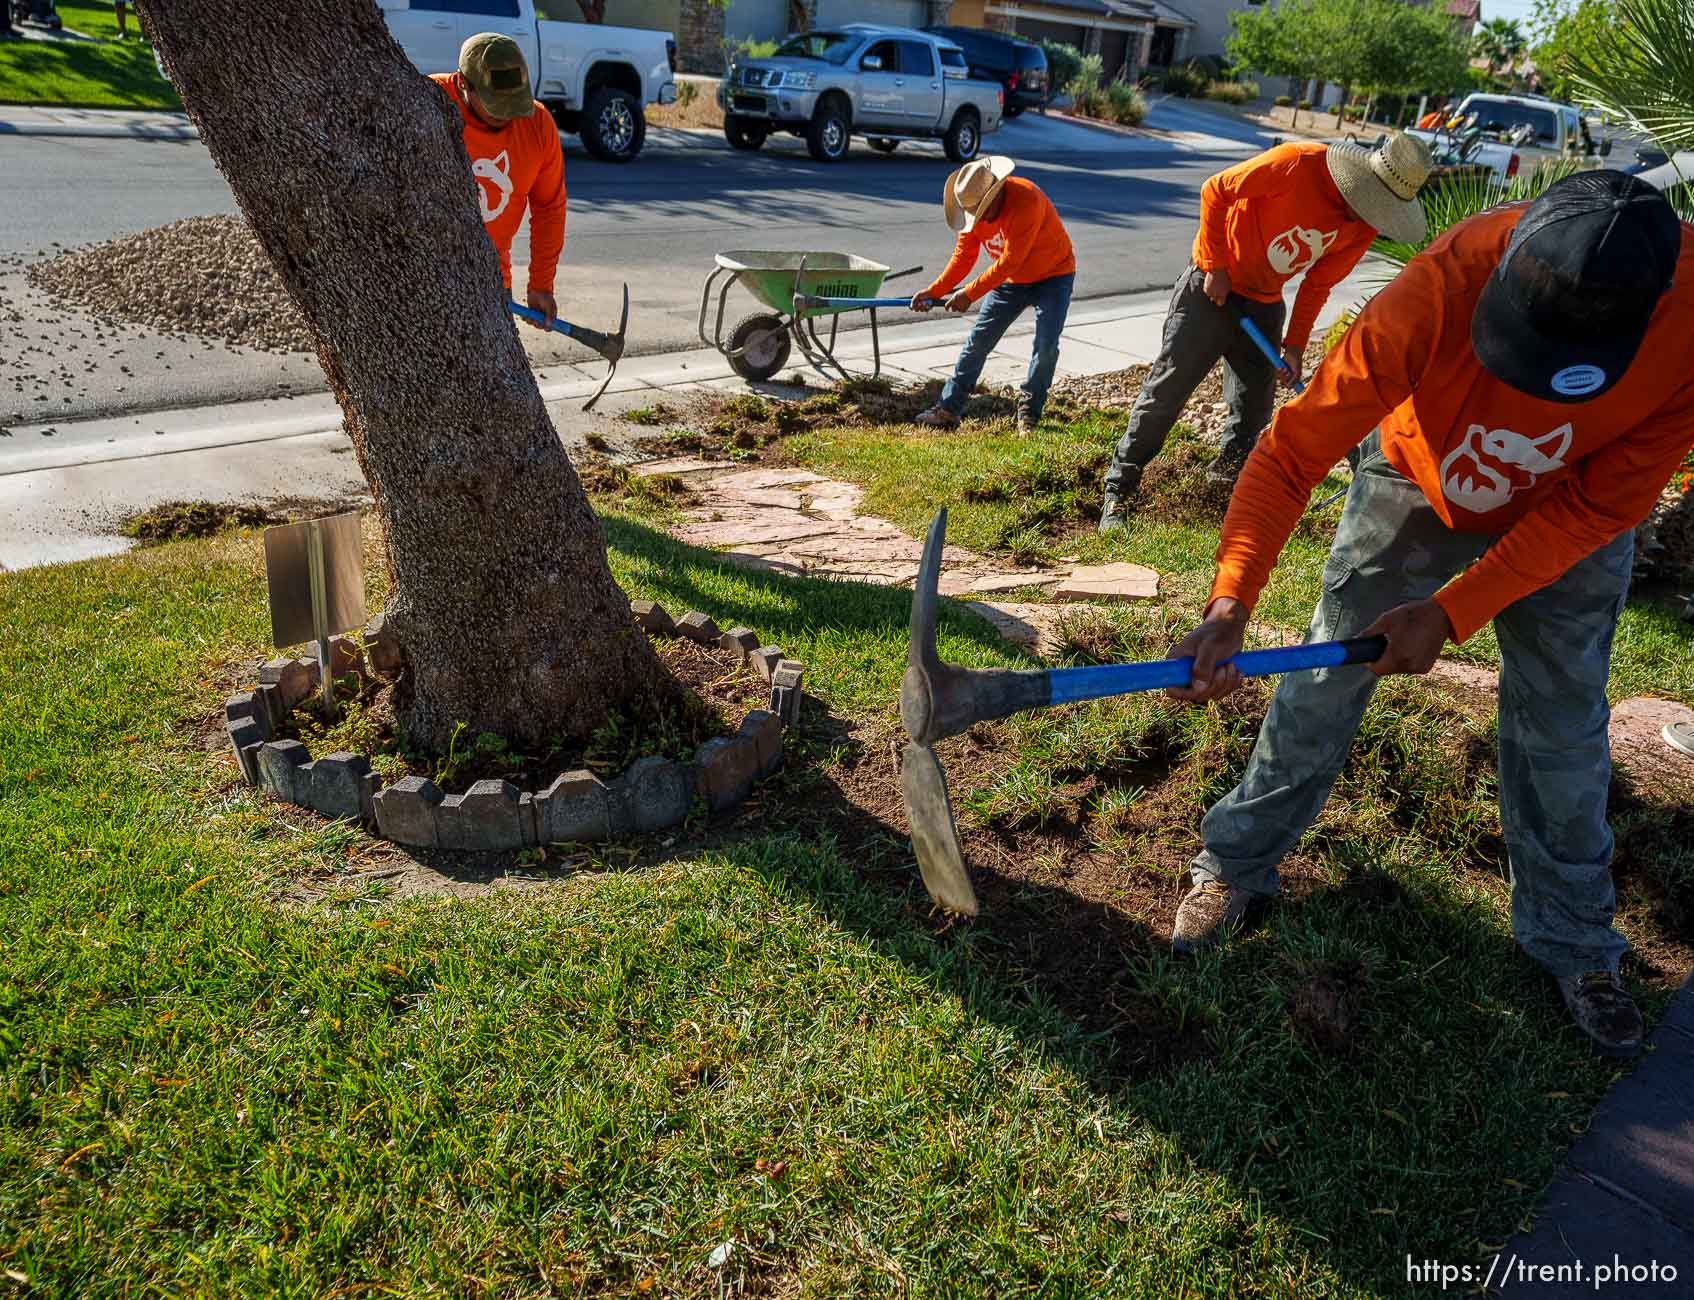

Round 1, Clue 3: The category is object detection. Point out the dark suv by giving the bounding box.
[923,25,1047,117]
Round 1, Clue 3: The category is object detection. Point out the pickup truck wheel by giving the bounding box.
[944,109,981,164]
[807,99,851,163]
[724,116,769,151]
[581,86,645,163]
[727,313,792,383]
[868,138,899,154]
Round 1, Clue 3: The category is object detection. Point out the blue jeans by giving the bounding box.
[939,272,1075,421]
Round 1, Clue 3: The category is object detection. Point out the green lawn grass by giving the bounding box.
[781,413,1694,707]
[2,506,1688,1296]
[0,3,178,110]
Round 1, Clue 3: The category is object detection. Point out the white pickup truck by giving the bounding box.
[377,0,678,162]
[720,25,1004,163]
[1407,92,1611,184]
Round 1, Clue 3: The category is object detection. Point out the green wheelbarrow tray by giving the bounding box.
[697,250,922,385]
[714,250,892,321]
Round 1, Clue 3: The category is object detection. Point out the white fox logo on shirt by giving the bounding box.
[983,229,1007,259]
[1439,422,1573,513]
[1266,225,1337,276]
[471,150,514,223]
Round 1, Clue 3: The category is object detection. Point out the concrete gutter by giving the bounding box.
[0,105,197,140]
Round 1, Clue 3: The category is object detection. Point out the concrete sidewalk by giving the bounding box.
[0,271,1374,571]
[0,105,196,140]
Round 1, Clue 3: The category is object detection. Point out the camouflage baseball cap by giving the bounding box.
[459,33,534,121]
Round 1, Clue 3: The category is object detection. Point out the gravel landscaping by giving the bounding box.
[26,213,315,354]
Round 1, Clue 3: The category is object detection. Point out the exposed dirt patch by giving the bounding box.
[120,495,370,546]
[1288,962,1365,1054]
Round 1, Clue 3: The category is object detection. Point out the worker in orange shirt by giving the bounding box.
[1099,135,1433,527]
[1416,97,1448,130]
[1164,172,1692,1060]
[911,157,1076,435]
[431,34,565,330]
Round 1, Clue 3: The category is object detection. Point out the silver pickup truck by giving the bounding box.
[719,24,1004,164]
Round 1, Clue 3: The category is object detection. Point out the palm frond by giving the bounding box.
[1368,162,1587,278]
[1567,0,1694,150]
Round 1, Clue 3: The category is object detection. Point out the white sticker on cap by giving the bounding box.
[1550,365,1606,396]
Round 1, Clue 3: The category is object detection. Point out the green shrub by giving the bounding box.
[1072,87,1107,119]
[1106,81,1147,125]
[1161,60,1208,98]
[676,81,698,108]
[1068,52,1105,98]
[1298,99,1312,110]
[1040,40,1083,98]
[1205,80,1253,105]
[1322,310,1357,354]
[1274,94,1294,107]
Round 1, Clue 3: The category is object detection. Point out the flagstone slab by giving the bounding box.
[968,572,1062,594]
[1052,562,1160,603]
[962,601,1104,659]
[630,457,723,478]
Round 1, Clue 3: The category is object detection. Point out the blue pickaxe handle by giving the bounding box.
[795,294,917,311]
[1046,636,1385,704]
[511,301,583,341]
[1236,312,1304,394]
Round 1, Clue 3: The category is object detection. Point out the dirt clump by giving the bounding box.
[1289,962,1365,1054]
[123,501,278,544]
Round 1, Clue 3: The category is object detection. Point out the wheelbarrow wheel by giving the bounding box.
[727,313,792,383]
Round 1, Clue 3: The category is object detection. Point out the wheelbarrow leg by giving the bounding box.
[870,307,882,381]
[697,266,728,349]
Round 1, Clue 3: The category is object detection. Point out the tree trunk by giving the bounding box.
[137,0,666,752]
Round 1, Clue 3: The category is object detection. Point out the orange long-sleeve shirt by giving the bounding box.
[1210,204,1694,644]
[923,178,1076,304]
[432,73,566,296]
[1191,142,1375,352]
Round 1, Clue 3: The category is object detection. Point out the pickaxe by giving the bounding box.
[1234,311,1304,394]
[900,508,1386,915]
[510,282,629,411]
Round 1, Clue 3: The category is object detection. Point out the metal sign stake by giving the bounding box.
[306,519,335,719]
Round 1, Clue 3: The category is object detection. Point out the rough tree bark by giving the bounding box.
[137,0,666,751]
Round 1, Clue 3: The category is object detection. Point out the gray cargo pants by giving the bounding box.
[1102,266,1286,498]
[1191,434,1633,977]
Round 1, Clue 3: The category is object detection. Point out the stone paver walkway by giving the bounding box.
[633,457,1159,656]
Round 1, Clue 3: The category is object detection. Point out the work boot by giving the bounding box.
[1556,970,1644,1059]
[913,405,960,430]
[1016,397,1036,435]
[1171,880,1258,955]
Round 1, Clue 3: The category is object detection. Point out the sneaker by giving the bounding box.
[1664,720,1694,758]
[1171,880,1258,954]
[1556,970,1644,1059]
[1098,494,1129,533]
[913,405,960,430]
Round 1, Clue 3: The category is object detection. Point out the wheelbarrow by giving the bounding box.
[697,251,923,383]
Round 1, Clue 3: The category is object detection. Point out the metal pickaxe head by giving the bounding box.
[897,508,1384,916]
[900,508,1051,916]
[509,282,629,411]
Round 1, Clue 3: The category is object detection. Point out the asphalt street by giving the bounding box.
[0,102,1272,425]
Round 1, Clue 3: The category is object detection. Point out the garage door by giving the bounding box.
[814,0,925,29]
[726,0,789,44]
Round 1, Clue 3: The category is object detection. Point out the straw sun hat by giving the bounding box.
[1325,133,1434,243]
[944,155,1016,232]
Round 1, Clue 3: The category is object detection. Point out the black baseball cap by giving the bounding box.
[1471,170,1682,403]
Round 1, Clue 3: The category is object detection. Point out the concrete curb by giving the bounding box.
[1488,975,1694,1293]
[0,113,196,140]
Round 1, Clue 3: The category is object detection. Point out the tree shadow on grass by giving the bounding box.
[575,515,1680,1293]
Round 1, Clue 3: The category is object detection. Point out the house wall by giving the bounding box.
[1174,0,1260,63]
[726,0,791,43]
